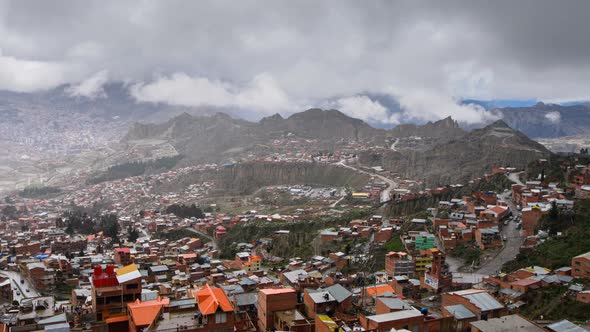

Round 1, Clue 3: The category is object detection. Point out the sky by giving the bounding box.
[1,0,589,125]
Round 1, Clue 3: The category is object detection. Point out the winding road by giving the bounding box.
[337,160,398,203]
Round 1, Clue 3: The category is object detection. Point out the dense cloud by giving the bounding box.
[1,1,589,125]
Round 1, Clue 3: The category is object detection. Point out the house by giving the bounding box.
[303,284,352,317]
[474,227,502,250]
[113,248,132,266]
[126,297,170,332]
[192,285,235,331]
[576,290,590,303]
[375,296,413,314]
[546,319,590,332]
[385,251,415,278]
[441,289,504,320]
[91,264,142,321]
[470,314,543,332]
[361,309,425,332]
[572,251,590,278]
[257,288,306,332]
[442,304,477,332]
[521,205,549,237]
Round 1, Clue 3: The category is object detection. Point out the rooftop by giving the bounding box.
[470,314,543,332]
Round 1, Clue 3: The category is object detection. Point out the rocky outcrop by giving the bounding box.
[124,109,389,163]
[360,120,552,187]
[496,102,590,138]
[213,162,370,195]
[390,116,465,139]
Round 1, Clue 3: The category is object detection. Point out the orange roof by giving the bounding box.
[259,288,296,295]
[105,315,129,324]
[365,284,395,296]
[250,255,262,261]
[194,284,233,315]
[127,298,169,326]
[182,253,197,259]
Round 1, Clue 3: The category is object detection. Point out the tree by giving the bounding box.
[79,248,85,257]
[549,201,559,220]
[139,210,146,218]
[100,214,120,242]
[128,226,140,242]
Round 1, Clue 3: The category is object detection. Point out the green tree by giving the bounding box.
[549,201,559,220]
[128,226,140,242]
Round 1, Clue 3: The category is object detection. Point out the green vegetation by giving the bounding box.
[19,185,61,198]
[88,155,182,184]
[452,244,481,265]
[387,173,512,217]
[383,236,404,252]
[128,226,140,242]
[526,155,590,187]
[218,208,373,259]
[165,203,204,219]
[503,200,590,271]
[520,285,590,322]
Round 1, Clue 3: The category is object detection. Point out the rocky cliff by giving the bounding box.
[390,116,465,139]
[213,162,370,195]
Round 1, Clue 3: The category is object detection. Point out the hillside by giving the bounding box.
[154,161,370,195]
[124,109,388,163]
[360,120,552,187]
[496,102,590,138]
[390,116,465,139]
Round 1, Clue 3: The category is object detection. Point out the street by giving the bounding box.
[337,160,398,203]
[0,270,41,303]
[474,174,524,275]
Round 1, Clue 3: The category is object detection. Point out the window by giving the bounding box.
[126,283,139,289]
[215,312,227,324]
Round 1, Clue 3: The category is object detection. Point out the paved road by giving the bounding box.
[185,227,218,251]
[508,171,525,186]
[337,160,398,203]
[474,177,524,275]
[0,270,40,303]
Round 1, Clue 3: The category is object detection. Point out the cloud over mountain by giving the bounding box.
[1,1,590,123]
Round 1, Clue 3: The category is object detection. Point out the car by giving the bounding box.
[16,291,20,296]
[25,289,29,292]
[503,235,507,241]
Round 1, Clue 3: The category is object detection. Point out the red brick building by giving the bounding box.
[572,251,590,278]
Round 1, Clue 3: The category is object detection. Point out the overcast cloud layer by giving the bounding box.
[1,1,589,125]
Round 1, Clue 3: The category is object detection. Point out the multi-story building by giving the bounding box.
[114,248,132,266]
[572,251,590,278]
[385,251,415,277]
[258,288,305,332]
[91,264,142,321]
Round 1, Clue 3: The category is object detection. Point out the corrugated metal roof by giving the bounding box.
[547,319,589,332]
[444,304,475,320]
[463,292,504,311]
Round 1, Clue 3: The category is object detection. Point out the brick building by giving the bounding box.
[572,251,590,278]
